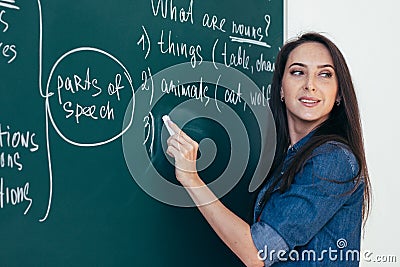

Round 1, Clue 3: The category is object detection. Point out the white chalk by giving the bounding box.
[162,115,175,136]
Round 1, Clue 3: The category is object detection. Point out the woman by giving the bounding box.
[166,32,371,266]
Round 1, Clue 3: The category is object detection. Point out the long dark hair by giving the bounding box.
[263,32,371,224]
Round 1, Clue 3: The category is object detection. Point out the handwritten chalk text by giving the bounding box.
[0,124,39,152]
[151,0,194,24]
[160,77,210,105]
[231,15,271,42]
[202,13,226,33]
[1,9,8,32]
[0,9,17,63]
[0,178,32,215]
[158,30,203,68]
[56,68,127,123]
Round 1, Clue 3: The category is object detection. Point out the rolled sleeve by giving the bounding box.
[251,221,289,266]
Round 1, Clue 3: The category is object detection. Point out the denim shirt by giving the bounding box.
[251,131,364,266]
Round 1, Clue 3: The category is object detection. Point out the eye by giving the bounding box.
[319,71,333,78]
[290,70,303,76]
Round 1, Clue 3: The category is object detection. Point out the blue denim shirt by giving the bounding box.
[251,131,364,266]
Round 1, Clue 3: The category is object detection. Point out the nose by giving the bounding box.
[305,75,316,92]
[305,85,316,91]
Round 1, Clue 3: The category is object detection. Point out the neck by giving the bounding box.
[287,118,321,146]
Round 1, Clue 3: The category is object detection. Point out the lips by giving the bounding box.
[299,96,321,106]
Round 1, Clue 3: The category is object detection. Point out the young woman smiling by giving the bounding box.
[166,32,371,266]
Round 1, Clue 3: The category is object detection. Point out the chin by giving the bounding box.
[302,115,329,124]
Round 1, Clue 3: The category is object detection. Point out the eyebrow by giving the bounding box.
[288,62,335,69]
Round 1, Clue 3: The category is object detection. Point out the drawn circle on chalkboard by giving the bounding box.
[45,47,135,146]
[122,62,276,207]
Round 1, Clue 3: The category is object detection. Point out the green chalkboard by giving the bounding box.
[0,0,283,266]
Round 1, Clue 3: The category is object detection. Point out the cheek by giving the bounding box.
[281,74,289,93]
[281,79,295,97]
[282,86,298,100]
[325,86,339,104]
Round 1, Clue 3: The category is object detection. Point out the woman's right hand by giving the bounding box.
[166,120,200,187]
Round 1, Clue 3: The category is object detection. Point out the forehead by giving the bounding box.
[287,42,334,66]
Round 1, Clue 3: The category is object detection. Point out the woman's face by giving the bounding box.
[281,42,339,132]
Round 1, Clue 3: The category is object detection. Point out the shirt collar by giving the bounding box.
[288,129,316,154]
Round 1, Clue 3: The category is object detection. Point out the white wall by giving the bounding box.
[287,0,400,265]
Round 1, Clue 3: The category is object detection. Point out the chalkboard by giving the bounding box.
[0,0,283,266]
